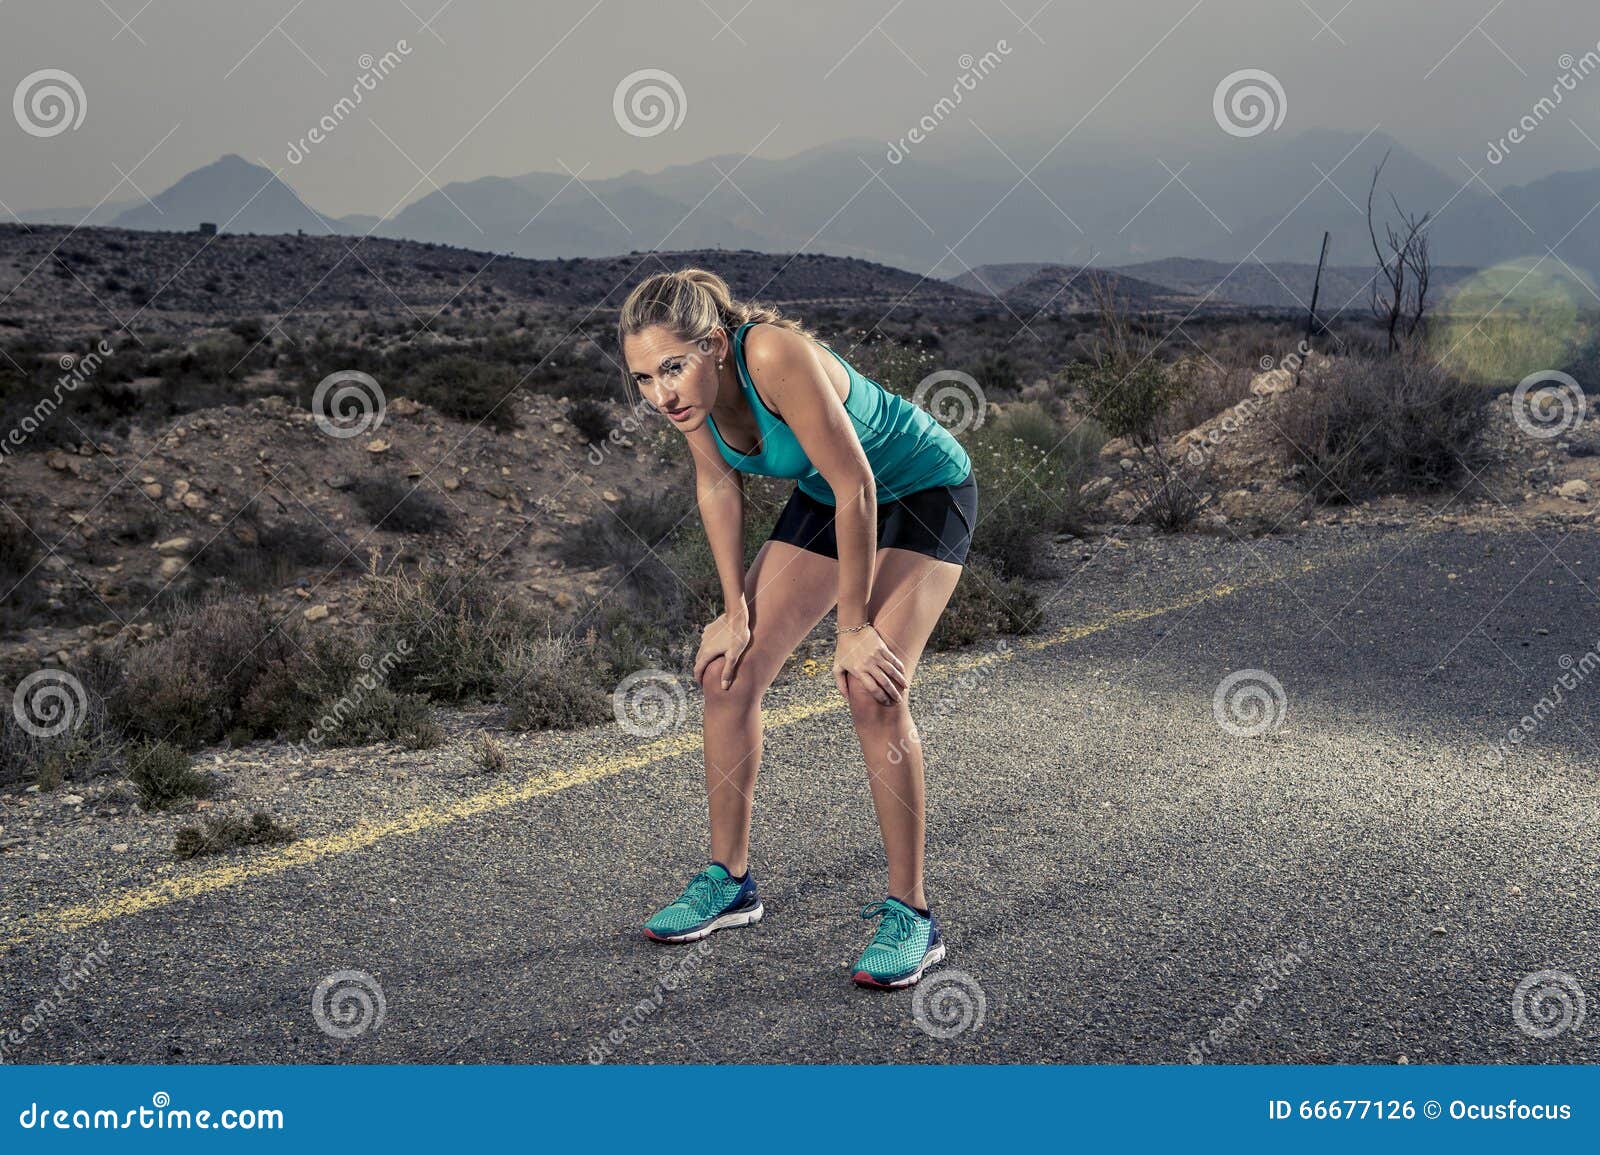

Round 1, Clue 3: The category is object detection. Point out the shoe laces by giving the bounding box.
[675,869,727,916]
[861,900,919,952]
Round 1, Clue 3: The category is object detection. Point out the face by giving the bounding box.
[622,324,725,431]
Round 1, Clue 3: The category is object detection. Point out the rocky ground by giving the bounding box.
[1,386,672,674]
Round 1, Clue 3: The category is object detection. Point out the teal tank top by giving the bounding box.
[705,322,972,506]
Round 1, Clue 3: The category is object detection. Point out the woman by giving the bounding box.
[617,268,977,990]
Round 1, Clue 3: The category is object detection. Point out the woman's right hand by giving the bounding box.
[693,598,752,691]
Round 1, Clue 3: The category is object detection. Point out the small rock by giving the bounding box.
[601,489,621,503]
[154,536,193,556]
[1556,479,1590,502]
[389,397,422,417]
[303,604,331,622]
[142,482,163,500]
[110,843,130,853]
[366,439,392,454]
[58,794,84,806]
[181,490,207,510]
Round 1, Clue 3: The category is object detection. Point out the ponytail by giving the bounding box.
[616,267,818,408]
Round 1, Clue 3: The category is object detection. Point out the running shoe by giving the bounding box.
[851,897,945,989]
[642,862,763,943]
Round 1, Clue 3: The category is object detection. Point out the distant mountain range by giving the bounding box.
[13,131,1600,293]
[950,258,1486,315]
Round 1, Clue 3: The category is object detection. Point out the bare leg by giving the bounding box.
[843,547,965,910]
[701,540,838,876]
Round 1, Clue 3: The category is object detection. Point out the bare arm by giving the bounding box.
[740,326,906,704]
[683,422,752,689]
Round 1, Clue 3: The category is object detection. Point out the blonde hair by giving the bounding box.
[615,267,820,410]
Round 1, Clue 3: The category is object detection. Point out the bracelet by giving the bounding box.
[837,620,874,634]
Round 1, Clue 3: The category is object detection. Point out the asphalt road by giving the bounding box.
[3,522,1598,1064]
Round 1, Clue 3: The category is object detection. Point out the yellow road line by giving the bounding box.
[1,537,1379,951]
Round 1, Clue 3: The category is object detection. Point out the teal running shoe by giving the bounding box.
[852,897,945,989]
[643,862,763,943]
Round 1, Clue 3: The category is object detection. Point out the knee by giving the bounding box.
[701,655,767,712]
[845,675,910,727]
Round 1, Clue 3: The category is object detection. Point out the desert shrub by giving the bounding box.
[404,355,521,430]
[565,397,615,444]
[111,594,298,749]
[0,663,121,790]
[1167,351,1261,432]
[1137,464,1208,532]
[582,601,681,684]
[235,631,440,749]
[174,810,296,860]
[229,317,267,345]
[350,474,451,535]
[363,567,547,702]
[842,337,937,398]
[0,509,43,634]
[125,740,211,809]
[966,349,1022,393]
[928,555,1043,650]
[1070,357,1185,448]
[472,733,506,773]
[629,475,786,627]
[1278,353,1490,501]
[558,489,695,605]
[961,405,1106,578]
[501,636,613,732]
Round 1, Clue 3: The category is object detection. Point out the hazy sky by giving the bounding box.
[3,0,1599,218]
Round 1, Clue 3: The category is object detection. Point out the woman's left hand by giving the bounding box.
[833,625,908,706]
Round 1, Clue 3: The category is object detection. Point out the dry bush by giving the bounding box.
[125,739,211,810]
[173,810,296,860]
[350,474,451,535]
[502,636,613,732]
[112,595,298,749]
[1278,352,1489,502]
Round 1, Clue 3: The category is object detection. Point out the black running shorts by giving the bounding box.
[765,466,977,565]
